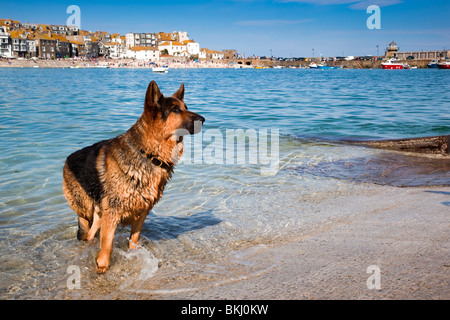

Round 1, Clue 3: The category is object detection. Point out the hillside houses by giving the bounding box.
[0,18,233,62]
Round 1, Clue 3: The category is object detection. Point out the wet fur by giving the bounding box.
[63,81,204,273]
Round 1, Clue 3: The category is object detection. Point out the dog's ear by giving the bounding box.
[144,81,163,110]
[172,82,184,101]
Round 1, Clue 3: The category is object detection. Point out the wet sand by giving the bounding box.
[148,185,450,300]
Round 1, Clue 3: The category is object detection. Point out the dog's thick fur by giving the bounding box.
[63,81,204,273]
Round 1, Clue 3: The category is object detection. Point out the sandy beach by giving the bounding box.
[144,184,450,300]
[0,58,232,69]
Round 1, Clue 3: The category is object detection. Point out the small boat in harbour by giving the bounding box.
[427,59,439,68]
[381,58,409,69]
[437,61,450,69]
[152,66,168,73]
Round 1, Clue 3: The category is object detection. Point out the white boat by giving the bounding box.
[309,63,324,69]
[152,67,168,73]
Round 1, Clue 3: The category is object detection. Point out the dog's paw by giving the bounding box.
[96,266,109,274]
[96,254,110,274]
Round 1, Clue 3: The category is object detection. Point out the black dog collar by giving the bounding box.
[140,149,172,171]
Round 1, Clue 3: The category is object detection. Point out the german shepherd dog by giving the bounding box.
[63,81,205,273]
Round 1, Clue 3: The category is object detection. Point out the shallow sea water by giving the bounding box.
[0,68,449,299]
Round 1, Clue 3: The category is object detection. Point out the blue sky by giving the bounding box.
[2,0,449,57]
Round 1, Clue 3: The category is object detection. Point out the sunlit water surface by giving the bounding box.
[1,68,449,298]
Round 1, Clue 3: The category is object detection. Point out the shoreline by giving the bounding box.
[0,58,435,69]
[0,58,233,69]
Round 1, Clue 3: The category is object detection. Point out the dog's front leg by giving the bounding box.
[129,211,149,249]
[96,215,118,274]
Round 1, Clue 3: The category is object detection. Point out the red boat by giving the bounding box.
[381,58,409,69]
[437,61,450,69]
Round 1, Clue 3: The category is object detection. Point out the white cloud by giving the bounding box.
[349,0,403,9]
[278,0,403,9]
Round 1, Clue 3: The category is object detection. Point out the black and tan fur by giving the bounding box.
[63,81,205,273]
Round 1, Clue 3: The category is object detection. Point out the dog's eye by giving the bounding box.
[172,106,181,113]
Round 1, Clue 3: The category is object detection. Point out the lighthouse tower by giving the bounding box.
[385,41,399,59]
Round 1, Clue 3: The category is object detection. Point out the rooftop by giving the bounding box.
[131,46,158,51]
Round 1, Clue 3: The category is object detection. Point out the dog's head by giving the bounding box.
[141,81,205,161]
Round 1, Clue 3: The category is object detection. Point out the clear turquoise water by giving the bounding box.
[0,68,449,298]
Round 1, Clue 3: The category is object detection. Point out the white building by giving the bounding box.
[209,50,224,60]
[26,37,36,57]
[199,48,207,59]
[183,40,199,56]
[176,31,189,43]
[0,26,12,58]
[106,34,125,58]
[130,46,160,61]
[158,41,187,57]
[125,32,135,50]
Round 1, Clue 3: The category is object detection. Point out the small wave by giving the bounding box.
[119,244,279,296]
[118,246,160,281]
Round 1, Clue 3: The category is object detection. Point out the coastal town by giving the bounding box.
[0,18,236,67]
[1,17,449,69]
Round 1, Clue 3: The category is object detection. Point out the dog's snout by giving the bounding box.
[197,115,205,124]
[190,111,204,124]
[181,112,205,135]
